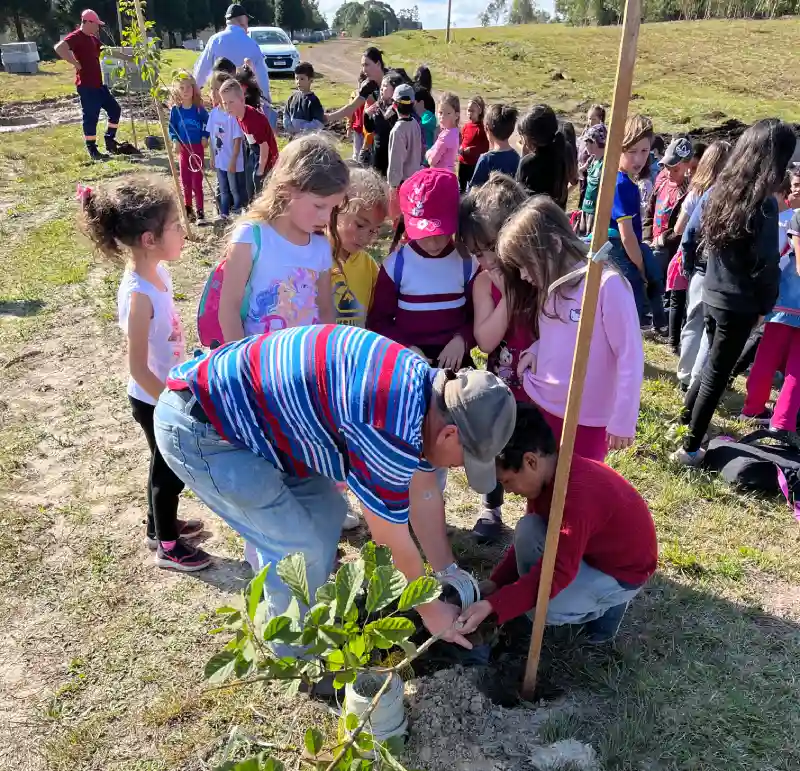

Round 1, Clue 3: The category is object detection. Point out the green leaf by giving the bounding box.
[234,652,254,678]
[247,564,270,622]
[326,649,345,671]
[215,605,239,615]
[333,669,357,688]
[204,650,237,684]
[347,635,367,660]
[361,541,393,580]
[355,731,374,752]
[399,640,418,659]
[304,601,333,629]
[263,759,286,771]
[335,560,365,620]
[365,617,416,643]
[377,745,411,771]
[366,566,407,614]
[381,736,406,756]
[315,582,336,603]
[304,727,324,756]
[318,625,350,647]
[343,649,362,671]
[262,616,300,643]
[345,712,359,732]
[276,553,310,607]
[397,576,440,611]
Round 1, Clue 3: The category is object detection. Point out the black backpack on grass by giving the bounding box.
[703,430,800,519]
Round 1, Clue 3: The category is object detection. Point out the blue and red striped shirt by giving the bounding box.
[167,325,434,523]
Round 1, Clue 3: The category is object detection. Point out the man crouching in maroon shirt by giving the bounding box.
[458,403,657,644]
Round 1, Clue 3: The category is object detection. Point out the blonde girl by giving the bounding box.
[218,134,348,341]
[426,92,460,172]
[168,70,209,223]
[498,195,644,460]
[331,166,389,328]
[79,175,210,571]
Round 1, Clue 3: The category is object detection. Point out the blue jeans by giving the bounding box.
[154,390,347,625]
[245,144,265,203]
[515,515,642,625]
[77,85,121,143]
[608,239,666,329]
[216,169,246,216]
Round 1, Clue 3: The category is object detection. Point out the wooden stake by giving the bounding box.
[446,0,453,43]
[130,0,193,239]
[519,0,642,701]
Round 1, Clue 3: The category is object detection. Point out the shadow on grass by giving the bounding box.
[189,555,253,594]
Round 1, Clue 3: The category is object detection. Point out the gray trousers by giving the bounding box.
[515,515,643,625]
[677,272,706,387]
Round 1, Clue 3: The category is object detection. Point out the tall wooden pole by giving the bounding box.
[519,0,642,701]
[131,0,193,238]
[446,0,452,43]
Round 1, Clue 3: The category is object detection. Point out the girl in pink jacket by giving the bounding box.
[497,196,644,461]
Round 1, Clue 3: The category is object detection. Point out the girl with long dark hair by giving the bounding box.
[515,105,571,209]
[673,119,796,465]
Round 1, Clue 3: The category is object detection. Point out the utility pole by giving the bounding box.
[446,0,452,42]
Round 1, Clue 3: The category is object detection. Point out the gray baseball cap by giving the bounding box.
[393,83,415,104]
[434,369,517,494]
[661,137,692,167]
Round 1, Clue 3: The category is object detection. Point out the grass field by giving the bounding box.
[1,19,800,771]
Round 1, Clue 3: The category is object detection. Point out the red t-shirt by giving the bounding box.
[488,455,658,624]
[64,29,103,89]
[459,121,489,166]
[237,105,279,171]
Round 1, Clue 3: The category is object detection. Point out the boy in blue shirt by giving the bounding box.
[608,115,667,334]
[468,104,520,190]
[284,62,324,135]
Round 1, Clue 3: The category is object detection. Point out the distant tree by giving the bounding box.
[508,0,549,22]
[479,0,508,25]
[0,0,51,41]
[333,1,365,30]
[304,0,329,29]
[275,0,306,34]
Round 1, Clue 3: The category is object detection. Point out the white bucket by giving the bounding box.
[344,671,407,742]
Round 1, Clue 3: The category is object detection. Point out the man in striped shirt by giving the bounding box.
[156,325,516,647]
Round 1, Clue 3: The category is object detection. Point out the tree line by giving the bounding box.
[1,0,327,45]
[479,0,552,26]
[555,0,800,23]
[332,1,420,37]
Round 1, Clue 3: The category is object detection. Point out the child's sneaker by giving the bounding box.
[146,517,205,550]
[472,507,503,543]
[739,408,772,426]
[185,205,196,223]
[670,446,706,467]
[197,210,210,226]
[584,602,629,644]
[154,539,212,572]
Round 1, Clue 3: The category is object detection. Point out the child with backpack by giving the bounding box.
[330,167,389,328]
[458,96,489,192]
[203,135,347,348]
[460,172,530,542]
[367,167,478,369]
[673,120,796,466]
[168,71,209,224]
[78,175,210,571]
[499,196,644,461]
[607,114,667,335]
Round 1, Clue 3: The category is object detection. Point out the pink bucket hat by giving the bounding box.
[81,9,106,25]
[399,168,459,241]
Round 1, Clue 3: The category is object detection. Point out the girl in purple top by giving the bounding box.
[460,172,531,542]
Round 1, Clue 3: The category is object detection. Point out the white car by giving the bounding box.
[247,26,300,75]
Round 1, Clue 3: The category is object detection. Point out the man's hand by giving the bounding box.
[437,334,465,369]
[456,599,495,636]
[418,599,473,649]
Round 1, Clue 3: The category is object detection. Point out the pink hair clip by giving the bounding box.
[75,184,93,204]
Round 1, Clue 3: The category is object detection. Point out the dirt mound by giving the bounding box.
[402,667,599,771]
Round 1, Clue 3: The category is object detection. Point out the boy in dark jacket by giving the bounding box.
[284,61,324,135]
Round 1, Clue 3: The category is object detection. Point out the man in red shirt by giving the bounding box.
[54,9,122,161]
[458,404,658,644]
[219,78,278,201]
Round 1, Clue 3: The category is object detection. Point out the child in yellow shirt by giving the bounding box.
[331,167,389,327]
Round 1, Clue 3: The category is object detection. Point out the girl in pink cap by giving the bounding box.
[367,167,478,370]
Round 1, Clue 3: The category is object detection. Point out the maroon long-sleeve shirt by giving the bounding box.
[459,121,489,166]
[489,455,658,624]
[366,240,477,362]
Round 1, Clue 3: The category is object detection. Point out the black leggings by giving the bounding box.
[458,163,476,193]
[668,288,687,352]
[130,397,184,541]
[681,306,758,452]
